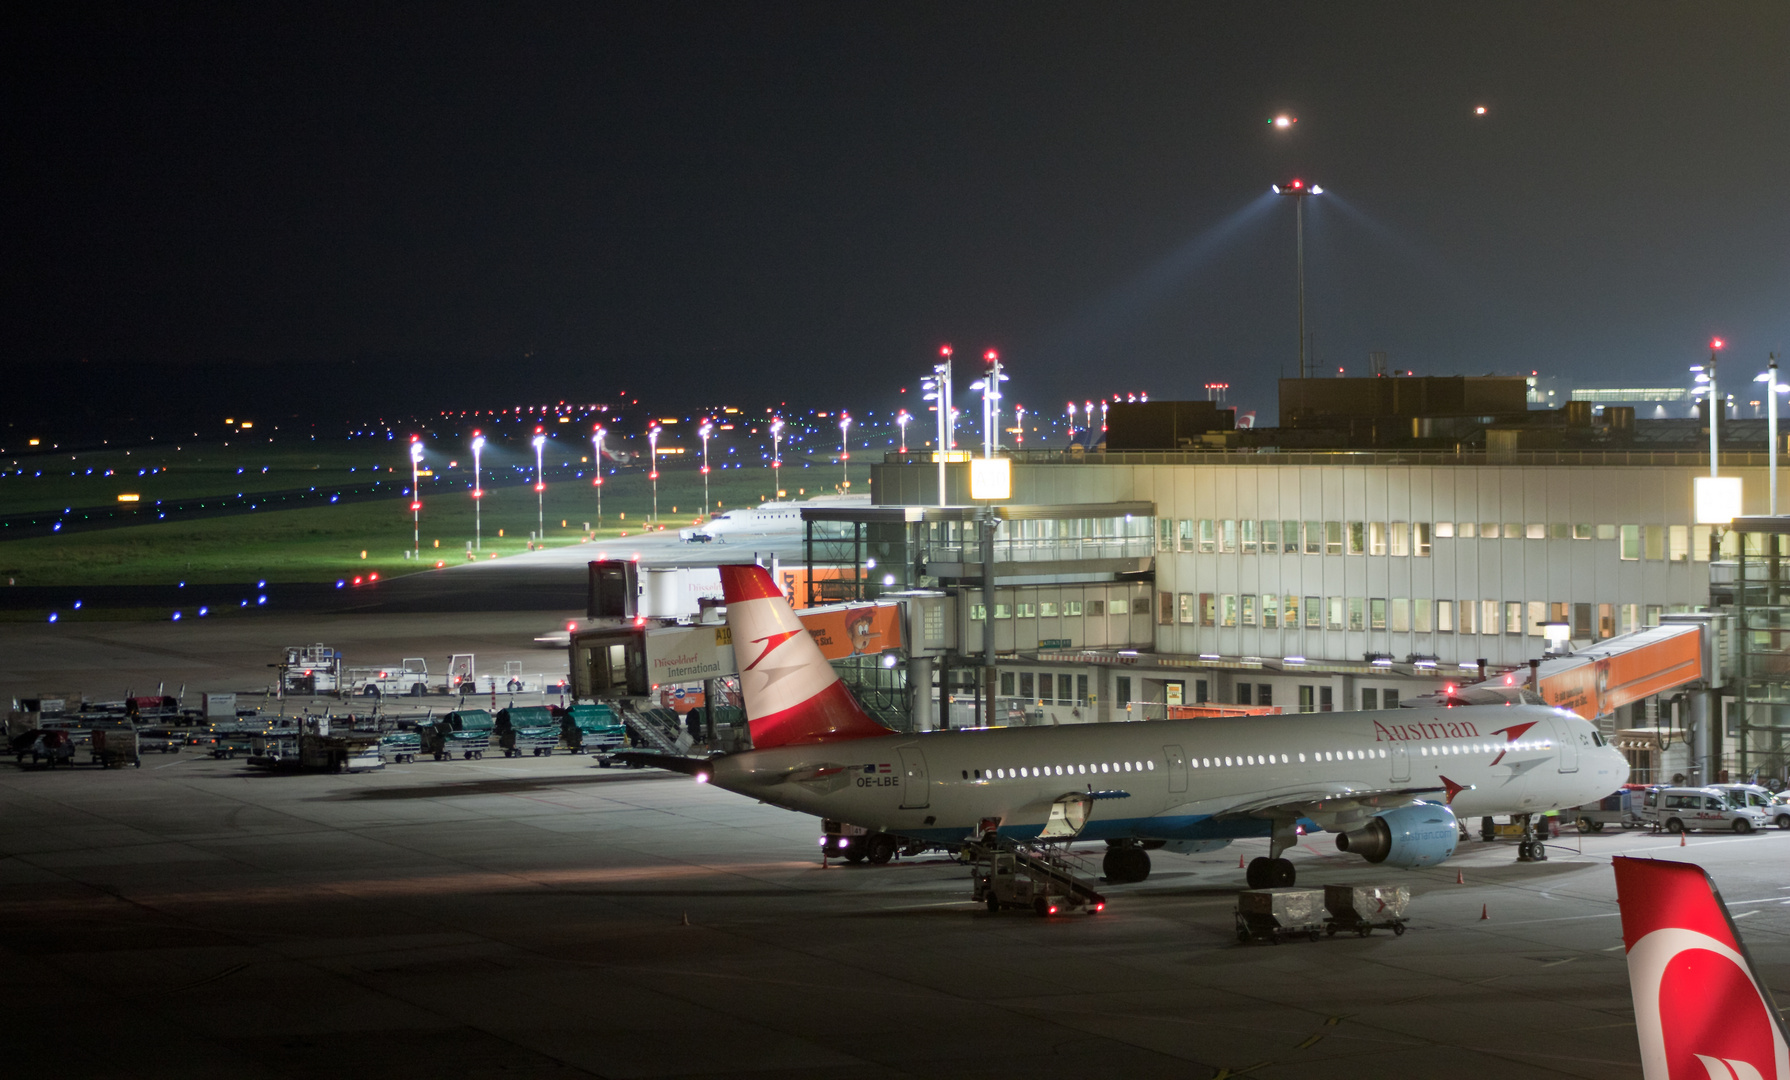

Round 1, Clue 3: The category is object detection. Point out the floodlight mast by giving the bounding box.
[409,436,425,558]
[923,346,953,506]
[838,412,852,490]
[591,425,606,529]
[470,432,486,550]
[647,425,662,525]
[699,419,714,515]
[531,428,547,541]
[1273,178,1322,379]
[770,416,784,496]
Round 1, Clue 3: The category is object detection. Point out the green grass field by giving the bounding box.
[0,453,856,587]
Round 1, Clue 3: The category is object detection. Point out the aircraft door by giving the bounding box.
[1165,745,1187,793]
[1553,718,1580,773]
[1390,741,1410,782]
[899,746,930,809]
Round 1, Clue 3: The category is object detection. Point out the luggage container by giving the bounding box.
[495,706,559,757]
[1234,888,1327,944]
[89,720,141,768]
[1322,884,1410,937]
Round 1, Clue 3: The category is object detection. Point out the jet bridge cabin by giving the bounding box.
[568,627,651,699]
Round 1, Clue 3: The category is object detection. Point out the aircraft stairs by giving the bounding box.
[964,837,1106,915]
[616,702,693,756]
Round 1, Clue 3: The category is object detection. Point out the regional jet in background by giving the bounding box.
[1613,857,1790,1080]
[650,565,1629,886]
[679,494,869,543]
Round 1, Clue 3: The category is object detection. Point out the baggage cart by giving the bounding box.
[496,706,559,757]
[1235,888,1327,944]
[89,721,141,768]
[555,703,627,753]
[426,710,494,760]
[379,731,421,764]
[1323,884,1410,938]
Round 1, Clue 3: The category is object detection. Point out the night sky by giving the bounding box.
[8,3,1789,423]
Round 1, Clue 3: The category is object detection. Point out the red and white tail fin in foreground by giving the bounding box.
[720,565,893,750]
[1614,856,1790,1080]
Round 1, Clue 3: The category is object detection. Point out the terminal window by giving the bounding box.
[1304,596,1321,628]
[1258,684,1272,706]
[1362,688,1377,710]
[1261,594,1279,629]
[1238,683,1252,705]
[1347,522,1366,555]
[1370,598,1387,631]
[1326,596,1345,631]
[1390,522,1409,556]
[1261,520,1280,554]
[1116,676,1131,704]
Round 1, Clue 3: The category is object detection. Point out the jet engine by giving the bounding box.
[1334,803,1459,868]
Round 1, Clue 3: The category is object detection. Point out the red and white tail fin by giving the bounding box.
[720,565,893,750]
[1613,856,1790,1080]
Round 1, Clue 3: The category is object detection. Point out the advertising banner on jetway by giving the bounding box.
[1538,623,1703,720]
[642,600,904,687]
[645,625,735,685]
[801,602,903,659]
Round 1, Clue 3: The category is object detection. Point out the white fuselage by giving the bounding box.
[708,704,1629,846]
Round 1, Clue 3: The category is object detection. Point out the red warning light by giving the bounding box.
[939,344,952,357]
[1290,178,1303,189]
[1711,337,1726,351]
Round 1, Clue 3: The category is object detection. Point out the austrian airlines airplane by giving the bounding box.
[693,565,1629,885]
[1614,857,1789,1080]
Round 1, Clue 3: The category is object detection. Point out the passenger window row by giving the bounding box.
[962,760,1154,781]
[1417,740,1549,756]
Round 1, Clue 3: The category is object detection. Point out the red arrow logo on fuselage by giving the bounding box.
[1439,775,1467,804]
[1489,722,1539,766]
[745,630,802,671]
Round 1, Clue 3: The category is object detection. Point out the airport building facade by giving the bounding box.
[841,448,1785,782]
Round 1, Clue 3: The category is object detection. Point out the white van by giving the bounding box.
[1708,784,1790,830]
[1642,786,1769,834]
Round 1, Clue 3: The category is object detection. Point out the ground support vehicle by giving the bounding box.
[1571,789,1646,832]
[965,840,1105,916]
[1323,884,1409,937]
[554,703,627,754]
[346,659,432,698]
[420,710,493,760]
[1708,784,1790,830]
[1235,888,1327,944]
[280,644,342,695]
[298,728,382,772]
[476,662,569,695]
[495,707,558,757]
[248,733,299,766]
[89,721,141,768]
[1642,786,1770,834]
[135,727,186,754]
[379,731,421,764]
[11,728,76,767]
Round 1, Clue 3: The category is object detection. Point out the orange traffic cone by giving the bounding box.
[1680,831,1686,847]
[1455,870,1464,885]
[1239,854,1246,868]
[1480,904,1489,920]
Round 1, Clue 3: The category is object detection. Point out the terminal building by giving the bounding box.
[798,376,1790,788]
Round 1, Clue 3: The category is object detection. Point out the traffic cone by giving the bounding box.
[1456,870,1464,885]
[681,912,690,926]
[1680,832,1686,847]
[1480,904,1489,920]
[1239,854,1246,869]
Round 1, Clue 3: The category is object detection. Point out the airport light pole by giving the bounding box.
[1760,355,1785,514]
[838,412,852,491]
[591,425,605,529]
[648,425,661,525]
[531,428,546,541]
[470,432,485,550]
[922,346,952,506]
[1273,178,1322,380]
[699,419,714,516]
[1066,402,1076,444]
[1014,404,1025,447]
[770,416,784,496]
[969,350,1008,458]
[409,436,424,558]
[896,409,911,454]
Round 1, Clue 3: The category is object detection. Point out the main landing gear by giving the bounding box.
[1102,840,1151,884]
[1244,818,1300,888]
